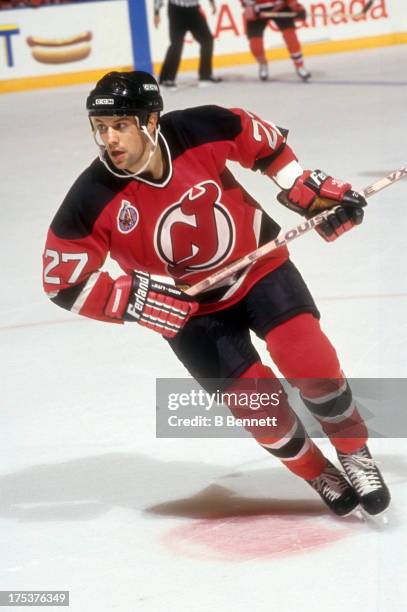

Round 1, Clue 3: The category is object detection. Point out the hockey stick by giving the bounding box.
[185,165,407,297]
[259,0,374,20]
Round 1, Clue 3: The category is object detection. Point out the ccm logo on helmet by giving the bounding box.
[143,84,158,91]
[94,98,115,105]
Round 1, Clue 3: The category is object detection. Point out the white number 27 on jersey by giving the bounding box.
[44,249,89,285]
[247,111,282,149]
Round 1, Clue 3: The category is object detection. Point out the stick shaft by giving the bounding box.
[362,166,407,197]
[186,165,407,297]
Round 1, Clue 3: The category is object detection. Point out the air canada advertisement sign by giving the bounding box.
[149,0,398,62]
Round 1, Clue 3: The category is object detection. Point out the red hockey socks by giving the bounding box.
[249,36,267,64]
[280,439,327,480]
[228,361,327,480]
[281,27,304,69]
[265,314,368,454]
[300,380,368,454]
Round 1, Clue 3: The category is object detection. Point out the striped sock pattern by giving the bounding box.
[301,380,368,453]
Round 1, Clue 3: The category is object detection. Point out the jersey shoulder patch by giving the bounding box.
[50,159,131,239]
[160,106,243,160]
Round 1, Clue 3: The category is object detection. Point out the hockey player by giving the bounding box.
[241,0,310,81]
[43,71,390,517]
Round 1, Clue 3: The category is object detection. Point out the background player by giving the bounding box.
[241,0,310,81]
[154,0,221,88]
[43,70,390,517]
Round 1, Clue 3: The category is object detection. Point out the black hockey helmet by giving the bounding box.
[86,70,163,126]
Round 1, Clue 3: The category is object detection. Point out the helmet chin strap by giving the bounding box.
[93,122,161,180]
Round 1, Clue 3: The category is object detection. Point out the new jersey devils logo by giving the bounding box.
[154,181,235,278]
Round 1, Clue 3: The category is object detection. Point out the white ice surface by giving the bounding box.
[1,46,407,612]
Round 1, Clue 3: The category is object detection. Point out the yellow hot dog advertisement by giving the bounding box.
[27,31,92,64]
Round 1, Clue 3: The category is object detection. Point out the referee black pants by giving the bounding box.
[159,4,214,82]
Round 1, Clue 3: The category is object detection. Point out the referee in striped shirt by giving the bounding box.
[154,0,222,88]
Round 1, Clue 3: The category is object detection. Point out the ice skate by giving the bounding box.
[307,460,359,516]
[198,76,222,87]
[160,80,177,90]
[259,63,269,81]
[296,66,311,81]
[337,445,391,516]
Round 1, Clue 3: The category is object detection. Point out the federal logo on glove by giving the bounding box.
[105,271,198,337]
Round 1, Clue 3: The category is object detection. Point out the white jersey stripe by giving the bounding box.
[71,272,101,314]
[253,208,262,246]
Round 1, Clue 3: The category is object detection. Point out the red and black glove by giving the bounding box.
[277,169,367,242]
[105,271,198,338]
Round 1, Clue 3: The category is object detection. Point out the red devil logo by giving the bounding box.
[155,181,235,278]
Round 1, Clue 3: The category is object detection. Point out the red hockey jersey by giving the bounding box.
[43,106,298,323]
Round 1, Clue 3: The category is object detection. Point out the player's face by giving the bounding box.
[91,115,153,172]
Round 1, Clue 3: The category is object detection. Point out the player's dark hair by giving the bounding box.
[86,71,163,126]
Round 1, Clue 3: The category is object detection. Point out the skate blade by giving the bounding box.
[354,507,390,528]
